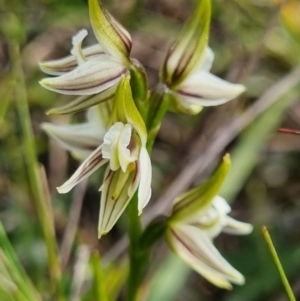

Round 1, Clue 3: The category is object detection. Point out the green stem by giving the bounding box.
[146,84,170,152]
[9,42,64,301]
[125,194,148,301]
[125,83,171,300]
[262,226,296,301]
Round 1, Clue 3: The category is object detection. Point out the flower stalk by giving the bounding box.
[125,194,145,301]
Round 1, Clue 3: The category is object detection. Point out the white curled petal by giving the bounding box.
[57,144,108,193]
[183,208,223,239]
[170,224,245,288]
[42,122,101,159]
[213,195,231,215]
[102,122,124,170]
[137,147,152,214]
[71,29,88,65]
[39,59,126,95]
[177,71,245,106]
[223,216,253,235]
[118,124,135,172]
[194,47,215,72]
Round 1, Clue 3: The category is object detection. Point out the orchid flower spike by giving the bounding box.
[160,0,245,114]
[39,0,132,113]
[166,155,253,289]
[56,76,152,237]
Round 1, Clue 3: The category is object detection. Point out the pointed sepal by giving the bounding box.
[89,0,131,65]
[57,144,108,193]
[46,86,115,115]
[161,0,211,86]
[170,154,231,223]
[98,165,139,237]
[176,71,245,106]
[40,58,126,95]
[110,75,147,146]
[166,224,245,289]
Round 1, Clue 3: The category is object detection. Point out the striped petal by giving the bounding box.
[176,71,245,106]
[39,44,105,76]
[46,85,115,115]
[98,165,138,237]
[167,224,245,289]
[57,144,108,193]
[40,58,127,95]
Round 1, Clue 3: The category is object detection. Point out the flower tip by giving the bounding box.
[243,223,254,234]
[40,122,55,134]
[233,83,246,98]
[98,229,109,239]
[38,61,48,68]
[223,153,231,163]
[45,108,57,116]
[224,283,233,290]
[234,273,245,286]
[39,78,52,90]
[56,185,71,194]
[39,61,54,72]
[40,122,48,131]
[72,29,88,45]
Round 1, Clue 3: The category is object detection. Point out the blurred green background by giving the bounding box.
[1,0,300,300]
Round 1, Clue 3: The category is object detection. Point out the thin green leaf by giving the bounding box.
[262,227,296,301]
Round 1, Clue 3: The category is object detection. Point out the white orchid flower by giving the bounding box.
[55,76,152,237]
[39,29,127,96]
[168,47,245,111]
[166,155,253,289]
[160,0,245,114]
[39,0,131,99]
